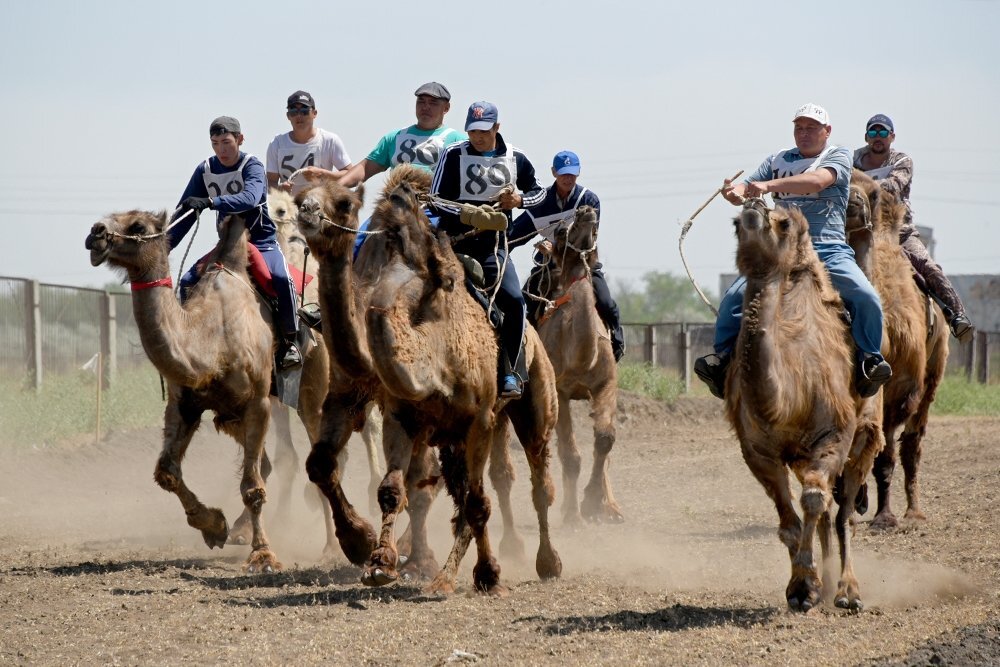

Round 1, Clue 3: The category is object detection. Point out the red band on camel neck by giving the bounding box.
[131,277,173,291]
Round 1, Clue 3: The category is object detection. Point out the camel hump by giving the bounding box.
[213,214,250,272]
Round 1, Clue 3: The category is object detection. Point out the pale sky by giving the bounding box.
[2,0,997,304]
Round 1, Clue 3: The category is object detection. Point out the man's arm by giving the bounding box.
[745,167,836,198]
[879,152,913,198]
[212,159,267,214]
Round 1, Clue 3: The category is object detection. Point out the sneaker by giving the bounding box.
[950,313,975,343]
[279,342,303,370]
[500,374,522,398]
[856,353,892,398]
[694,353,730,399]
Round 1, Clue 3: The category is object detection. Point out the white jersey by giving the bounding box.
[266,128,351,183]
[457,145,518,202]
[203,154,252,198]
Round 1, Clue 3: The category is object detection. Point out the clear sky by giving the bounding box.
[2,0,997,304]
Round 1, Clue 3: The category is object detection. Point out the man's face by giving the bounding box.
[551,169,578,195]
[286,105,317,132]
[468,124,499,152]
[211,132,243,167]
[865,124,894,155]
[793,118,831,157]
[415,95,449,130]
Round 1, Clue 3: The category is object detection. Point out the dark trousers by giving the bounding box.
[900,230,966,318]
[471,248,526,375]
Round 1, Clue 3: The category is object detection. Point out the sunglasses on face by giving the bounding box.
[287,107,312,116]
[866,128,891,138]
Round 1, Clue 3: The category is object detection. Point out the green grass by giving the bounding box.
[0,365,165,447]
[930,373,1000,416]
[617,362,686,403]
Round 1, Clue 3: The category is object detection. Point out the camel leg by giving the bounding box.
[362,402,384,517]
[488,417,526,562]
[899,416,928,522]
[785,468,831,613]
[741,445,802,561]
[507,387,561,581]
[465,426,506,597]
[361,410,414,587]
[580,379,622,523]
[305,393,377,566]
[237,395,282,573]
[398,437,441,581]
[153,389,230,549]
[870,427,899,530]
[555,394,582,526]
[426,440,472,596]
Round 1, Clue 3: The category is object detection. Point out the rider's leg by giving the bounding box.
[900,233,974,341]
[591,263,625,362]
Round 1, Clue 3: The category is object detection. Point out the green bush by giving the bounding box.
[616,362,685,403]
[930,374,1000,416]
[0,365,165,446]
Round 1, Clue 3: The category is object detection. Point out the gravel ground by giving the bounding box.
[1,394,997,665]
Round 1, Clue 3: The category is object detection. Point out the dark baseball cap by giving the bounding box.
[465,101,498,131]
[866,113,894,132]
[209,116,241,136]
[414,81,451,101]
[286,90,315,108]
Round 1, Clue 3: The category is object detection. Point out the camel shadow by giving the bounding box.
[178,564,364,590]
[222,584,441,609]
[525,602,778,636]
[37,558,219,577]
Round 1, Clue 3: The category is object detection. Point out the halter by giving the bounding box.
[846,187,874,238]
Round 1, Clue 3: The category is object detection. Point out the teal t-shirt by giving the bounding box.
[366,125,467,172]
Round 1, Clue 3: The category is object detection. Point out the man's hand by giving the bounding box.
[299,166,329,182]
[534,239,553,256]
[498,190,522,210]
[721,178,747,205]
[744,180,772,198]
[182,196,212,213]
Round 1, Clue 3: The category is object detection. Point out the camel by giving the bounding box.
[295,165,562,595]
[847,170,949,529]
[85,211,282,572]
[723,200,884,611]
[528,205,621,524]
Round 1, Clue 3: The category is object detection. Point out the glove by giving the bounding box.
[183,196,213,213]
[459,203,508,231]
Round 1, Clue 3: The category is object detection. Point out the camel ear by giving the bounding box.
[156,210,168,230]
[355,184,366,207]
[867,186,880,214]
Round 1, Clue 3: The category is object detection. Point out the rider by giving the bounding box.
[508,150,626,362]
[694,103,891,400]
[853,113,975,342]
[430,100,546,398]
[265,90,352,194]
[169,115,302,370]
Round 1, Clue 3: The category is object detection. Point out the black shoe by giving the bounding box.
[694,353,730,399]
[279,342,303,370]
[499,374,522,399]
[856,353,891,398]
[611,336,626,363]
[950,313,975,343]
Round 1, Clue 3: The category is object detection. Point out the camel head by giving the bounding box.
[294,181,365,256]
[734,200,811,279]
[847,169,880,239]
[85,210,171,279]
[552,204,599,276]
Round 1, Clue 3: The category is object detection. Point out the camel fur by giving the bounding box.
[530,205,621,524]
[724,201,884,612]
[295,165,561,596]
[85,211,281,572]
[847,170,949,529]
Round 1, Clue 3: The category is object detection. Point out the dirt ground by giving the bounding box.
[1,393,998,666]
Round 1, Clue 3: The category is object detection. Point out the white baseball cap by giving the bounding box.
[793,102,830,125]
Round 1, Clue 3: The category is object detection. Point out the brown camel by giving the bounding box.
[295,165,561,595]
[85,211,281,572]
[724,200,884,611]
[530,205,621,524]
[847,170,949,529]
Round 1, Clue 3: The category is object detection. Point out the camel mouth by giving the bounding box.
[739,208,766,232]
[296,198,322,236]
[85,230,112,266]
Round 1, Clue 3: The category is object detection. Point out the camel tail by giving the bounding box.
[214,215,250,272]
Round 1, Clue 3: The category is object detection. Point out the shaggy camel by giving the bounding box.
[295,166,561,595]
[847,171,948,529]
[724,200,884,611]
[86,211,282,572]
[530,205,621,524]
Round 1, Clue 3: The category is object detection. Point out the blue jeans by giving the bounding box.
[714,241,884,360]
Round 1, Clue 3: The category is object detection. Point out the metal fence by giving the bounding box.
[0,276,147,389]
[622,321,1000,387]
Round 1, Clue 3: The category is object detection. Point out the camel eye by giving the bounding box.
[127,221,145,236]
[335,199,353,215]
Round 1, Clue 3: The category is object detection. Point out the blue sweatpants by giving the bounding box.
[714,241,884,359]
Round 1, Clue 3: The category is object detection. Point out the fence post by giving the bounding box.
[964,335,976,382]
[976,331,989,384]
[643,325,658,366]
[677,326,691,392]
[100,291,116,389]
[25,279,42,391]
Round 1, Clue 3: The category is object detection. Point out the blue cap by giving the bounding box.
[553,150,580,176]
[465,101,498,131]
[866,113,894,132]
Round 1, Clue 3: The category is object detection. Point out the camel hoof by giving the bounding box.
[425,574,456,596]
[243,549,283,574]
[361,567,397,587]
[195,509,229,549]
[870,513,899,531]
[835,595,849,609]
[480,583,510,599]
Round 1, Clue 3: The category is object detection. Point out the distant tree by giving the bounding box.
[613,271,716,323]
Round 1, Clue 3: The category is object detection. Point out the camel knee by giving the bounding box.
[466,484,492,531]
[800,487,829,517]
[594,431,615,458]
[532,475,556,510]
[305,446,339,486]
[153,456,181,492]
[378,470,406,515]
[242,487,266,514]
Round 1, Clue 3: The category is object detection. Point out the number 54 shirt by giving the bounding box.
[265,129,352,185]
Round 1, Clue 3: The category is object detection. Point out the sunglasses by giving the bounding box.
[286,107,312,116]
[866,128,891,138]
